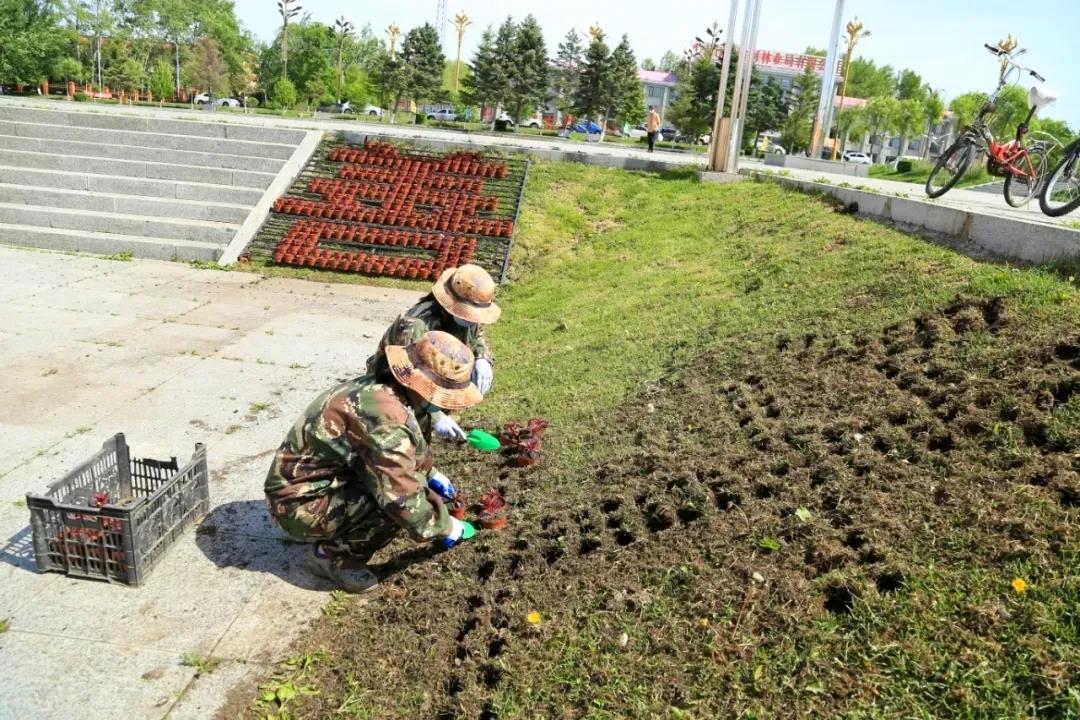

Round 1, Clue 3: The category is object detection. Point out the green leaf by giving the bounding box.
[794,507,813,523]
[759,537,781,552]
[276,682,298,702]
[804,681,827,694]
[259,690,276,703]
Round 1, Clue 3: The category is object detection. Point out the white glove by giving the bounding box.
[472,358,493,395]
[434,414,467,441]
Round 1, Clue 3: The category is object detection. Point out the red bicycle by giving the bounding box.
[926,43,1056,207]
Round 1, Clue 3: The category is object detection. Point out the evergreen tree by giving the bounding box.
[743,76,785,152]
[508,14,547,122]
[462,25,498,111]
[400,23,444,110]
[371,51,405,120]
[189,36,229,96]
[552,28,583,114]
[148,59,173,102]
[572,30,611,124]
[489,17,516,116]
[609,34,643,126]
[780,65,821,154]
[668,49,738,145]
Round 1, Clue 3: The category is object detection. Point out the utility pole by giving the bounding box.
[831,17,869,160]
[277,0,302,80]
[725,0,762,173]
[810,0,844,158]
[452,12,472,91]
[436,0,448,50]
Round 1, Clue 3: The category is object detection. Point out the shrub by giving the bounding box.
[270,77,297,110]
[73,91,88,102]
[896,159,915,173]
[244,96,259,109]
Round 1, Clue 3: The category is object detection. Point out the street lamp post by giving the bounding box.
[277,0,302,80]
[831,17,869,160]
[333,16,354,103]
[707,0,739,172]
[452,12,472,92]
[387,23,401,60]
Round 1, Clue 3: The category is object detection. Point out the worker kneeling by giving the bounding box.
[265,331,481,593]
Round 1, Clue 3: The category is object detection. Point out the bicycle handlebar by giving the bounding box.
[985,43,1046,83]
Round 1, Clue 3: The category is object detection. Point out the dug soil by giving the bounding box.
[238,295,1079,718]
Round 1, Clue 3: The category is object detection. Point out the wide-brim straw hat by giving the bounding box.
[432,264,502,325]
[386,330,483,410]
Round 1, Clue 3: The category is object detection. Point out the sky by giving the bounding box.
[234,0,1078,127]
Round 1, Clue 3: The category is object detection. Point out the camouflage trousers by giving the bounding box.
[268,482,400,562]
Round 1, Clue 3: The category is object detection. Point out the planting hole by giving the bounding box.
[645,510,673,533]
[477,560,496,582]
[488,638,506,658]
[875,570,905,595]
[479,703,498,720]
[601,499,622,513]
[579,537,601,555]
[446,675,464,696]
[824,584,856,615]
[928,433,955,452]
[712,487,741,509]
[466,595,485,610]
[1054,342,1080,361]
[495,589,512,603]
[542,546,564,565]
[676,507,703,524]
[843,530,867,550]
[480,665,503,689]
[606,515,623,530]
[456,617,478,642]
[615,530,636,546]
[513,538,529,551]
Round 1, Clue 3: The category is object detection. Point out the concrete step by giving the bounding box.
[0,222,222,262]
[0,149,275,189]
[0,183,250,224]
[0,202,237,244]
[0,166,264,206]
[0,132,285,173]
[0,119,298,160]
[0,105,308,145]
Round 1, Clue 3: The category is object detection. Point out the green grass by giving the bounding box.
[246,161,1080,718]
[0,618,9,633]
[180,650,221,676]
[870,159,993,188]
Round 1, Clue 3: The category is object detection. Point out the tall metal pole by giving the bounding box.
[724,0,754,171]
[707,0,739,172]
[810,0,844,157]
[730,0,762,171]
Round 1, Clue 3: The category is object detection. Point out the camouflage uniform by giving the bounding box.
[366,293,493,378]
[264,374,451,559]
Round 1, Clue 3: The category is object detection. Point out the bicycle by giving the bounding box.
[1039,138,1080,217]
[926,43,1056,207]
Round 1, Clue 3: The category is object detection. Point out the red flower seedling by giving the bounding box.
[479,488,507,530]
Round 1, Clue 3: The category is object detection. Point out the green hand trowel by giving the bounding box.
[467,428,502,452]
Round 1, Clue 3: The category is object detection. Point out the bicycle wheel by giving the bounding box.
[1039,146,1080,217]
[926,137,974,198]
[1003,144,1050,208]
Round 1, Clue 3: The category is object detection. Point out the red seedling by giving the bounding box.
[479,488,507,530]
[449,493,468,520]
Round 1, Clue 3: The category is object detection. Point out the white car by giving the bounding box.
[193,92,212,105]
[521,113,543,129]
[216,97,241,108]
[842,151,872,164]
[363,104,384,117]
[628,125,648,139]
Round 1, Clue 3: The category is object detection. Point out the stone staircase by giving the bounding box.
[0,103,310,261]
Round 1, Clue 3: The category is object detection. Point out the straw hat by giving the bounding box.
[386,331,483,410]
[431,264,502,325]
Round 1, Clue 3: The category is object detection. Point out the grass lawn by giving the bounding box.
[870,159,993,189]
[239,163,1080,720]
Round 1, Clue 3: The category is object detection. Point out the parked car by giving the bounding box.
[427,109,458,122]
[363,104,385,117]
[318,101,357,114]
[216,97,241,108]
[628,125,648,139]
[572,120,603,135]
[520,113,543,129]
[659,127,677,142]
[842,151,872,164]
[193,92,212,105]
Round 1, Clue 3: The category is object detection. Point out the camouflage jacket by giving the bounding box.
[366,293,493,378]
[264,374,451,542]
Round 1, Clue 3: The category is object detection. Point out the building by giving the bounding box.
[638,69,677,123]
[752,50,842,100]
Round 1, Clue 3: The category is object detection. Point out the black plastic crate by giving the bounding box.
[26,433,209,586]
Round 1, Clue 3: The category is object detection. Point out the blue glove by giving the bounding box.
[442,517,476,549]
[428,470,456,501]
[434,414,466,441]
[472,358,493,395]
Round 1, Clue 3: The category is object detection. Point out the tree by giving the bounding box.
[986,85,1030,140]
[400,23,444,111]
[948,91,987,132]
[83,0,114,88]
[148,59,172,102]
[835,105,868,154]
[803,46,827,57]
[743,77,785,152]
[52,56,86,87]
[780,65,820,154]
[669,47,739,146]
[154,0,196,101]
[640,57,656,71]
[551,28,583,114]
[104,56,143,93]
[462,25,498,116]
[189,36,228,96]
[277,0,301,79]
[609,34,642,127]
[371,51,405,120]
[302,77,327,108]
[508,15,546,122]
[572,29,612,126]
[864,94,899,162]
[270,75,296,108]
[893,97,924,159]
[921,91,945,158]
[658,50,680,73]
[843,57,894,99]
[895,68,926,102]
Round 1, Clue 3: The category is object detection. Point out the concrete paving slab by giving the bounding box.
[0,245,420,718]
[164,659,272,720]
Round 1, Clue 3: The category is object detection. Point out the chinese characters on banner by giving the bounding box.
[752,50,835,75]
